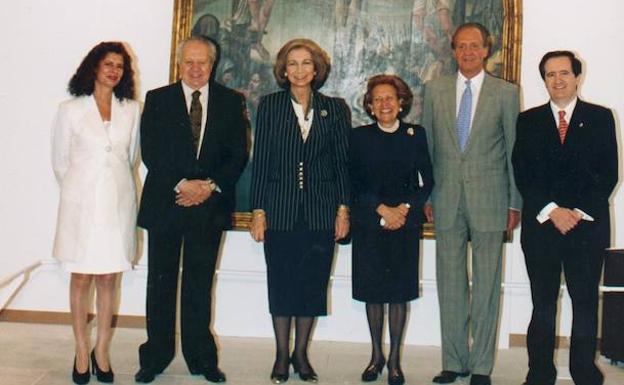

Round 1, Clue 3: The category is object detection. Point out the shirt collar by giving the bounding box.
[457,69,485,88]
[181,81,209,100]
[550,96,578,121]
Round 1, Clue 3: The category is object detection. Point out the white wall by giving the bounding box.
[1,0,623,345]
[0,0,173,279]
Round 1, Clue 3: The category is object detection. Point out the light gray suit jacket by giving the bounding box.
[421,73,521,232]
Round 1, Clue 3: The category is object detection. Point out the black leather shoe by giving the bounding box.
[361,360,385,382]
[91,350,114,383]
[291,356,318,383]
[203,367,227,383]
[432,370,471,384]
[387,367,405,385]
[72,356,90,385]
[470,374,491,385]
[134,367,156,383]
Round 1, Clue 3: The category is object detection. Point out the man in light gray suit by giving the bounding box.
[421,23,521,385]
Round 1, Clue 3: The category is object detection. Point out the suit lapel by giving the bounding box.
[279,91,303,148]
[173,81,192,127]
[170,82,198,157]
[198,82,218,159]
[566,99,587,146]
[537,103,560,146]
[307,92,325,146]
[82,96,109,143]
[440,76,459,151]
[109,97,130,143]
[467,74,494,151]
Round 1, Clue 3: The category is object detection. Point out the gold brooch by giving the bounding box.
[320,109,328,117]
[407,127,414,136]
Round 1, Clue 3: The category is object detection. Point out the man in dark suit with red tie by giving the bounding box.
[135,36,248,383]
[512,50,618,385]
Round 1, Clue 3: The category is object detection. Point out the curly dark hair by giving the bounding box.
[68,42,135,100]
[363,74,413,120]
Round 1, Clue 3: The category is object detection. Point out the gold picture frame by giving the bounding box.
[169,0,523,236]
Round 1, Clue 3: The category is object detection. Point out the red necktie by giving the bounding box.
[558,110,568,144]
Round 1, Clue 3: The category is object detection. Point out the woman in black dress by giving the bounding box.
[349,74,433,385]
[249,38,350,383]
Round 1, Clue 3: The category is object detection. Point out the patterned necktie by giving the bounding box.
[190,90,202,151]
[558,110,568,144]
[456,79,472,151]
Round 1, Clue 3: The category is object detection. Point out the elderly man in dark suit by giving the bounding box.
[512,50,618,385]
[422,22,521,385]
[135,36,248,383]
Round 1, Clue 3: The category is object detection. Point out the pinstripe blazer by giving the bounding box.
[421,73,521,231]
[250,90,350,231]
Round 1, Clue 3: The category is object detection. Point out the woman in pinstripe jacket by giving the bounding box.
[250,38,350,383]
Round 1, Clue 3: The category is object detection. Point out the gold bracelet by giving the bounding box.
[336,205,349,219]
[252,209,266,218]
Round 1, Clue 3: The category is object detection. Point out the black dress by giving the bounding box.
[349,122,433,303]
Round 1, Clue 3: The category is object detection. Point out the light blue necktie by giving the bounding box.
[456,79,472,152]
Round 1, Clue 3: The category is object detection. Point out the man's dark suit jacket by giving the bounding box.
[250,90,350,231]
[138,81,248,231]
[512,99,618,244]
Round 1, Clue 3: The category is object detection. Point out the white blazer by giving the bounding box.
[51,95,140,264]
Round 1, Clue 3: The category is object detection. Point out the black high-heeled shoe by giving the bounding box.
[270,358,290,384]
[361,359,385,382]
[291,356,318,383]
[90,349,114,383]
[387,366,405,385]
[270,368,289,383]
[72,356,90,385]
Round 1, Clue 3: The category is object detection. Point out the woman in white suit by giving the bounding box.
[51,42,140,384]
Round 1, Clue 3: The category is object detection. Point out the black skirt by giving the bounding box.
[264,220,335,316]
[351,223,420,303]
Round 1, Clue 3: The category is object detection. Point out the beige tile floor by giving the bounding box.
[1,322,623,385]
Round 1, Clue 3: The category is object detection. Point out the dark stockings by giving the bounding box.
[365,302,407,372]
[365,303,386,366]
[293,316,314,373]
[271,316,291,375]
[388,303,407,373]
[271,315,316,374]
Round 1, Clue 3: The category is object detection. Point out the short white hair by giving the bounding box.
[176,36,217,66]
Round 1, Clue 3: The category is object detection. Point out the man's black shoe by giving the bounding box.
[470,374,491,385]
[203,367,227,383]
[432,370,471,384]
[134,367,157,383]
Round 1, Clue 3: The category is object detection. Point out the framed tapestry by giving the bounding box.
[169,0,523,236]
